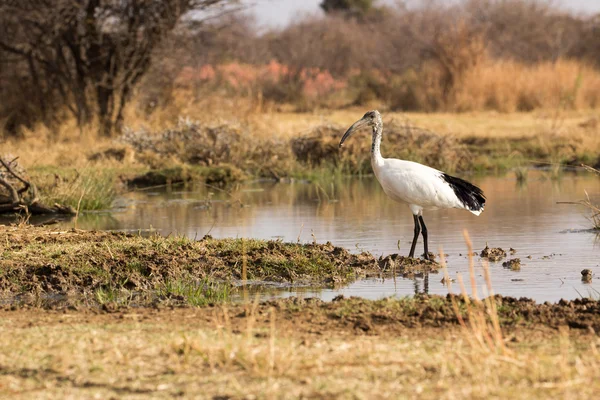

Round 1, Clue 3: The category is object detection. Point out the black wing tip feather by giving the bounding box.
[442,173,486,212]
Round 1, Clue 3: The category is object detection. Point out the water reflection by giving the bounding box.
[20,171,600,302]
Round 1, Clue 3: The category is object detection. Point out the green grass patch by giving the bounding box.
[157,278,232,306]
[30,166,121,211]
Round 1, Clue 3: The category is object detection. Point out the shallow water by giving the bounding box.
[52,171,600,302]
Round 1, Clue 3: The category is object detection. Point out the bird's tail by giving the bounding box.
[442,173,486,215]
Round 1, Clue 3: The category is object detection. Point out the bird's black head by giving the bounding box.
[339,110,381,148]
[362,110,379,121]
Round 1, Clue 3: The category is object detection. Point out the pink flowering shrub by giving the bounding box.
[301,69,347,99]
[174,60,350,108]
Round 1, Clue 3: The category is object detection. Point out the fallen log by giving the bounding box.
[0,156,75,215]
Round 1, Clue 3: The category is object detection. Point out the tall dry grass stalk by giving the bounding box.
[201,304,290,378]
[440,230,508,355]
[241,238,248,283]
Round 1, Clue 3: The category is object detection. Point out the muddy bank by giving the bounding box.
[0,226,374,293]
[0,226,438,304]
[1,225,598,333]
[4,294,599,336]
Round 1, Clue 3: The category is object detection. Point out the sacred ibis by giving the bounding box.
[339,110,485,261]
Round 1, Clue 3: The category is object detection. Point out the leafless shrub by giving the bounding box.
[267,15,376,77]
[119,118,293,177]
[119,119,243,166]
[291,119,473,173]
[466,0,585,63]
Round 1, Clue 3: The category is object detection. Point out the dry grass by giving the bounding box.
[558,166,600,230]
[1,305,598,398]
[569,193,600,230]
[441,231,507,356]
[3,110,599,172]
[458,59,600,112]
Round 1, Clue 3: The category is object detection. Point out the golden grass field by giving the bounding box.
[2,300,599,399]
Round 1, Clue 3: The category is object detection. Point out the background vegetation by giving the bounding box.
[1,0,599,138]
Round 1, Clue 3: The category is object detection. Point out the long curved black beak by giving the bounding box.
[339,118,368,148]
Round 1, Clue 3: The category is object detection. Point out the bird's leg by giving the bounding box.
[408,215,420,258]
[419,215,429,261]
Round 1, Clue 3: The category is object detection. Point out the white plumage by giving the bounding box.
[373,159,482,215]
[339,110,485,260]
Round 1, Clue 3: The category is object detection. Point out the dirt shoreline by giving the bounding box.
[1,224,600,337]
[3,293,599,335]
[1,225,599,315]
[3,293,598,333]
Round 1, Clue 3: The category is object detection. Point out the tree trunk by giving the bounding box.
[97,85,115,137]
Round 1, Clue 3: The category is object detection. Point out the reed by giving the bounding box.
[441,231,508,355]
[457,59,600,112]
[514,166,528,184]
[31,166,117,210]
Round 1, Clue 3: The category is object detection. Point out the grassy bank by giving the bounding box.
[0,225,393,306]
[27,164,246,211]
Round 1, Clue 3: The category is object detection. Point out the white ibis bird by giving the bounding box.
[339,110,485,261]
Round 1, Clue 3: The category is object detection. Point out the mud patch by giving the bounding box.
[503,258,521,270]
[261,295,600,335]
[581,269,593,283]
[480,244,507,261]
[7,294,598,335]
